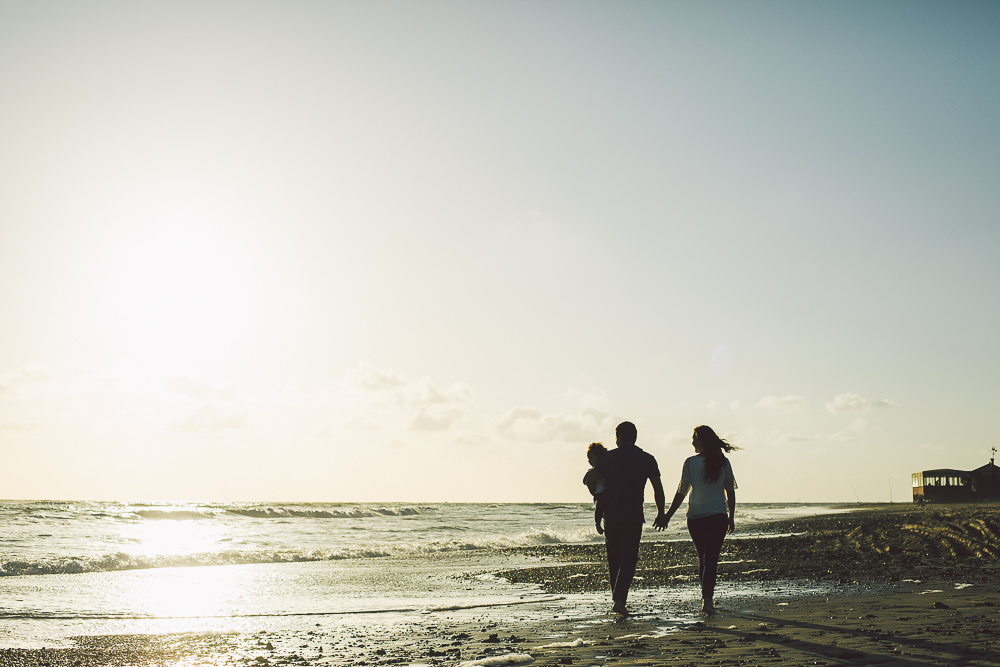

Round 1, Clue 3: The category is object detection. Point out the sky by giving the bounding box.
[1,1,998,503]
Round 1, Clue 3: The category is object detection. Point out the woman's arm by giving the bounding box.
[725,481,736,534]
[654,490,686,530]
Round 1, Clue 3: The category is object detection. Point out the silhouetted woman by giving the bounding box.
[660,425,739,613]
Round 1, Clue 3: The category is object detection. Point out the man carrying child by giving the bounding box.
[588,421,666,615]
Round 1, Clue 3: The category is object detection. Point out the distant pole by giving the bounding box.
[888,474,893,503]
[848,477,860,503]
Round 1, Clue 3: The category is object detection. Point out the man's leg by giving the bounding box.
[604,521,622,598]
[606,522,643,610]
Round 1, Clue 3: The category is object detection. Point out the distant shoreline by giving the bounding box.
[492,502,1000,593]
[3,503,998,666]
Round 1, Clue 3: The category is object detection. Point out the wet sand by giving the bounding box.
[497,502,1000,592]
[3,503,999,667]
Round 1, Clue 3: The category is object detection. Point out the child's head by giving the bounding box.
[587,442,608,466]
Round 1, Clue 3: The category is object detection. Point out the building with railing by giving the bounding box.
[912,450,1000,503]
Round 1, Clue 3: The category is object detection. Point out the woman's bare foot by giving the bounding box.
[612,601,628,615]
[701,597,715,613]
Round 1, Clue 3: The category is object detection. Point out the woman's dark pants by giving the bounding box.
[686,514,729,599]
[604,521,643,604]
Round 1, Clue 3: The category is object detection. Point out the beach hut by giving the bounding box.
[970,460,1000,501]
[912,449,1000,503]
[911,469,973,503]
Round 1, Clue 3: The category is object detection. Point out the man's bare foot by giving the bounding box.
[612,601,628,615]
[701,597,715,613]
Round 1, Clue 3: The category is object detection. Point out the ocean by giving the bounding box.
[0,501,850,649]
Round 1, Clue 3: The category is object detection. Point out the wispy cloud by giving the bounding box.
[825,393,899,413]
[0,364,54,397]
[663,429,694,448]
[408,406,470,432]
[0,420,41,431]
[344,363,475,434]
[494,406,614,443]
[776,432,817,445]
[756,395,807,411]
[174,405,247,433]
[830,418,869,441]
[166,377,235,401]
[567,384,608,407]
[347,363,473,408]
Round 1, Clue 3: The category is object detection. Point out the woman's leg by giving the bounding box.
[687,514,729,602]
[686,517,709,593]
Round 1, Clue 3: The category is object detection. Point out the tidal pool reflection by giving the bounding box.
[112,565,258,619]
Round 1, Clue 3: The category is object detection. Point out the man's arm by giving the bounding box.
[650,474,667,530]
[655,490,686,530]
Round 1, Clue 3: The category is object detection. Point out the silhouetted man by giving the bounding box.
[595,421,666,615]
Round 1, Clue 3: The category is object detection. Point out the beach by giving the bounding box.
[2,503,999,666]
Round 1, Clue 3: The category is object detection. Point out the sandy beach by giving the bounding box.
[3,503,998,667]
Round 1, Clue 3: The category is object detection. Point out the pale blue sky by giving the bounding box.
[1,1,998,502]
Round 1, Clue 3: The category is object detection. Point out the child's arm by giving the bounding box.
[594,496,604,535]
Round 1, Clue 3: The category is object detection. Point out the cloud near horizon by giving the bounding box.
[756,395,807,411]
[776,432,817,445]
[174,405,248,434]
[347,363,474,408]
[166,376,236,401]
[494,406,615,443]
[0,365,55,397]
[0,420,41,431]
[407,405,470,432]
[830,418,869,441]
[343,363,475,434]
[825,393,899,413]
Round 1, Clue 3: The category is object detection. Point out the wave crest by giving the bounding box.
[225,506,428,519]
[0,527,598,577]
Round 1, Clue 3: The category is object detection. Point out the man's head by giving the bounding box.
[615,421,637,447]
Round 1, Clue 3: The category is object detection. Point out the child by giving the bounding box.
[582,442,608,534]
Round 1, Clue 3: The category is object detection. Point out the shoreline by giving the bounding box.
[493,501,1000,593]
[2,503,999,666]
[3,579,997,666]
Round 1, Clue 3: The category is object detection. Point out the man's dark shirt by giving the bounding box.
[595,444,660,524]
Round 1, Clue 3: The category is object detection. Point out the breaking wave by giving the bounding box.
[0,529,595,577]
[225,506,427,519]
[131,506,430,521]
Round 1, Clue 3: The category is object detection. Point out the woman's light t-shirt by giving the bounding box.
[677,454,737,520]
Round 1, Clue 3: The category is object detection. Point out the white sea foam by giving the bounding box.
[0,500,851,578]
[535,638,587,648]
[458,653,534,667]
[135,510,217,520]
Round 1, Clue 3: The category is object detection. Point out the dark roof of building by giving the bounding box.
[972,462,1000,474]
[917,469,970,476]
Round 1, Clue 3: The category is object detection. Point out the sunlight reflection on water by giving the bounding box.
[122,518,228,558]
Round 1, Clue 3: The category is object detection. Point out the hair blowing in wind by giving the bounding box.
[694,425,740,483]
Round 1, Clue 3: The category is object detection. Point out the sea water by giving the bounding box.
[0,501,851,648]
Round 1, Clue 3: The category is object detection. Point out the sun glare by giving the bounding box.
[124,517,225,559]
[118,565,257,621]
[86,210,275,376]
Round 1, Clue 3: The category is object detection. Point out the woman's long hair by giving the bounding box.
[694,425,740,483]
